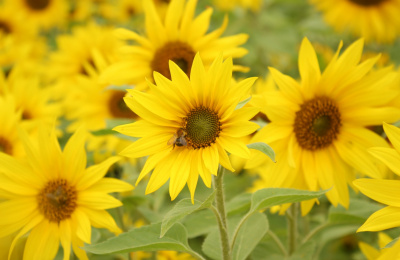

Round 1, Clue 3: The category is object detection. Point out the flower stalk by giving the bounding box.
[287,203,299,255]
[213,166,232,260]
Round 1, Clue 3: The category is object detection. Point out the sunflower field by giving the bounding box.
[2,0,400,259]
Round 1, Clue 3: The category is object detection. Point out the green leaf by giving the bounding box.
[235,96,252,110]
[160,191,216,238]
[289,241,317,260]
[232,212,269,260]
[226,193,251,216]
[247,142,276,162]
[250,188,327,213]
[84,223,190,255]
[183,209,217,238]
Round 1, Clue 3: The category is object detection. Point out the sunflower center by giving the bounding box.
[37,179,77,223]
[151,41,195,80]
[294,96,341,151]
[25,0,51,10]
[183,106,221,149]
[22,110,32,120]
[108,90,137,119]
[0,137,13,155]
[348,0,387,6]
[0,21,11,34]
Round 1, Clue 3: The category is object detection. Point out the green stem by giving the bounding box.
[230,212,252,250]
[301,223,330,245]
[213,166,232,260]
[267,230,288,257]
[287,203,298,255]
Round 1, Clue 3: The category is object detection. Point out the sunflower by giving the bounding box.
[5,0,69,31]
[64,50,137,152]
[114,54,259,201]
[0,126,133,259]
[101,0,249,91]
[246,38,400,215]
[47,22,122,83]
[0,95,25,157]
[310,0,400,43]
[1,68,61,134]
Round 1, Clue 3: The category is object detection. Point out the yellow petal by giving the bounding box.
[63,127,88,185]
[357,206,400,232]
[136,148,171,185]
[268,67,302,104]
[59,220,72,260]
[218,136,250,159]
[369,147,400,177]
[119,133,171,158]
[76,156,120,191]
[383,122,400,154]
[298,37,321,99]
[78,192,122,210]
[23,220,59,260]
[169,150,191,200]
[79,207,121,235]
[216,143,235,172]
[358,241,379,260]
[354,178,400,207]
[221,121,259,137]
[88,178,133,193]
[9,213,43,259]
[72,209,91,244]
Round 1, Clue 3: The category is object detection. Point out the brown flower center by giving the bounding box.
[348,0,387,6]
[37,179,77,223]
[0,21,11,34]
[151,41,195,80]
[25,0,51,10]
[108,90,137,119]
[22,110,32,120]
[294,96,341,151]
[183,106,221,149]
[0,137,13,155]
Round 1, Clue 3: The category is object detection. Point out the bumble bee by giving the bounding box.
[167,128,187,149]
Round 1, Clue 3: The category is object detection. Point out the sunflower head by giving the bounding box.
[114,53,259,201]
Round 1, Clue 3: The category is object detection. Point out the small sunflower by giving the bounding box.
[1,68,61,134]
[5,0,69,31]
[310,0,400,43]
[101,0,249,91]
[47,22,122,83]
[0,95,25,157]
[246,38,400,215]
[114,54,259,201]
[0,126,133,259]
[64,50,137,151]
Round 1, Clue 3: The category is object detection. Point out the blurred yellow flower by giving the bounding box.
[5,0,69,31]
[114,54,258,201]
[310,0,400,43]
[0,95,25,157]
[247,38,400,215]
[0,126,133,259]
[101,0,249,90]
